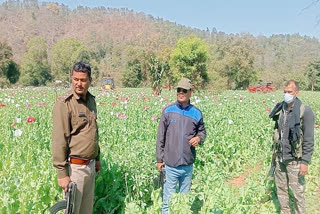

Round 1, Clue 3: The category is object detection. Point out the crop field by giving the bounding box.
[0,87,319,213]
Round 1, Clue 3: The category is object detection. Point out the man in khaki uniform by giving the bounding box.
[269,80,314,214]
[52,62,101,214]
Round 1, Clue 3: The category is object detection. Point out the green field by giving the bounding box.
[0,87,319,213]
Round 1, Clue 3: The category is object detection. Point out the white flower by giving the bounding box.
[219,103,222,106]
[195,99,201,104]
[110,112,114,116]
[228,119,233,124]
[14,129,22,137]
[154,102,158,105]
[97,102,100,106]
[124,105,128,109]
[16,118,21,123]
[16,104,20,108]
[240,100,243,103]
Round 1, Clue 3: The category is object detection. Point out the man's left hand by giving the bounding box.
[299,163,308,176]
[95,160,101,174]
[189,136,200,147]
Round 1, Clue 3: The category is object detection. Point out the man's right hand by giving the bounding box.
[157,162,164,171]
[58,176,71,192]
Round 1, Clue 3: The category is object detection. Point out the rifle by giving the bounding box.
[267,151,276,181]
[158,167,166,189]
[261,146,277,203]
[49,182,77,214]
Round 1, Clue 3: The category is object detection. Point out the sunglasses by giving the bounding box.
[177,88,189,93]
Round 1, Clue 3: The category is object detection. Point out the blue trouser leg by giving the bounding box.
[162,164,193,214]
[179,164,193,193]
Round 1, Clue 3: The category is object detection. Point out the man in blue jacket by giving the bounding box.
[156,77,206,214]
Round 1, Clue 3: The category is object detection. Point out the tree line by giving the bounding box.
[1,0,320,91]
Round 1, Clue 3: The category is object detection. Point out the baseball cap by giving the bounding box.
[176,78,192,90]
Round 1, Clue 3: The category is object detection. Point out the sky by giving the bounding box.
[2,0,320,39]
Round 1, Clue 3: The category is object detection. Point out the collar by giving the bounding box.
[71,89,94,101]
[176,100,191,110]
[283,98,297,112]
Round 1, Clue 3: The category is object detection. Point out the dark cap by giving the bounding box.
[176,78,192,90]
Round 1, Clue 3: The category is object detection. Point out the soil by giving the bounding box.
[226,164,262,187]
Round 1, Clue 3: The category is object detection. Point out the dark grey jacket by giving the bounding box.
[156,101,206,167]
[271,99,315,164]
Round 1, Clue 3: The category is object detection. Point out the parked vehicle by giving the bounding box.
[102,76,115,90]
[248,82,275,93]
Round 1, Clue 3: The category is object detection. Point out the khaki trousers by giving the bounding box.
[275,160,306,214]
[68,160,96,214]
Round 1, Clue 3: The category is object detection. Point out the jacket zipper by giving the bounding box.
[180,109,185,165]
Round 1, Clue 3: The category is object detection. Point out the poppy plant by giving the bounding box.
[116,112,127,120]
[14,129,23,137]
[27,116,36,123]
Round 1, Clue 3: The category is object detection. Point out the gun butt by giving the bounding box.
[66,182,77,214]
[158,167,166,188]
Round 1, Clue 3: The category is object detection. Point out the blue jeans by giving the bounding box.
[162,164,193,214]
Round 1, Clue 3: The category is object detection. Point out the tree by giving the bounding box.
[307,60,320,91]
[122,59,142,87]
[0,41,19,87]
[20,37,51,86]
[51,38,90,82]
[148,55,169,95]
[158,47,173,90]
[170,35,210,88]
[215,36,257,89]
[6,62,20,84]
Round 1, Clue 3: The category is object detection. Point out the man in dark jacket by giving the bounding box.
[156,78,206,214]
[269,80,314,214]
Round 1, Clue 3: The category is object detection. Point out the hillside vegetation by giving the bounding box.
[0,0,320,90]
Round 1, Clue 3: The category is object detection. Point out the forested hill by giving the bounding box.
[0,0,205,62]
[1,0,320,90]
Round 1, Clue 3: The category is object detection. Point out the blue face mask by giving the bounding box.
[283,93,295,104]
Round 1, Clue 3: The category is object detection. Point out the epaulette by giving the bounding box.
[58,92,73,103]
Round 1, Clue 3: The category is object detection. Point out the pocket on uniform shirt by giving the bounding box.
[71,114,88,134]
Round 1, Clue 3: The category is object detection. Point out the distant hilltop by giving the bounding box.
[1,0,320,89]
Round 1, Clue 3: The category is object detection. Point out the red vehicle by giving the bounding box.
[248,82,276,93]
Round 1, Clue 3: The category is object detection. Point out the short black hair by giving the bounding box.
[285,80,299,91]
[73,62,91,78]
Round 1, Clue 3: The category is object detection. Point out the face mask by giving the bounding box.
[283,93,295,104]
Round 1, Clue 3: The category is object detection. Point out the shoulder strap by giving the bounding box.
[300,104,305,119]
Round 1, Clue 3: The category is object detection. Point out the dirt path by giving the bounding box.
[226,164,262,187]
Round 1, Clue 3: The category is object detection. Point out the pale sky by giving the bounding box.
[1,0,319,39]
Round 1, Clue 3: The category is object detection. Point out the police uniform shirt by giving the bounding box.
[52,90,100,178]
